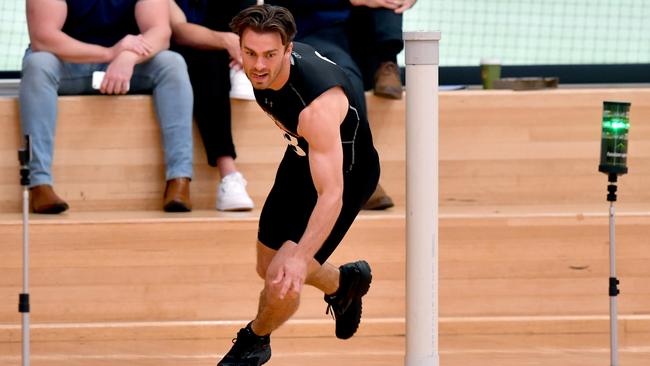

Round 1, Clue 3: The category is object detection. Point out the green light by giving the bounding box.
[599,101,631,175]
[602,118,629,132]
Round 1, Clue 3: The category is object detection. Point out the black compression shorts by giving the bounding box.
[258,147,380,264]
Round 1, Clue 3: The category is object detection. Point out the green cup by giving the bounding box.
[480,58,501,89]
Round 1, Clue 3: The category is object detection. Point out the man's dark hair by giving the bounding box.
[230,4,297,46]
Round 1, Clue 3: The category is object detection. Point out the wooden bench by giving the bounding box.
[0,94,407,212]
[2,89,649,213]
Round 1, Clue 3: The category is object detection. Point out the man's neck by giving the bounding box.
[268,51,292,90]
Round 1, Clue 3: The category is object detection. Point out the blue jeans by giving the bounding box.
[19,49,194,187]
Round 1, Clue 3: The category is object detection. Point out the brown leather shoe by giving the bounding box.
[30,185,69,214]
[163,177,192,212]
[374,61,403,100]
[362,184,394,210]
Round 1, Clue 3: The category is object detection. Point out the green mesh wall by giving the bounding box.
[0,0,28,71]
[403,0,650,66]
[1,0,649,71]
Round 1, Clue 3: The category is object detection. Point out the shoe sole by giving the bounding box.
[218,351,271,366]
[352,260,372,298]
[216,204,254,212]
[218,360,266,366]
[373,88,403,100]
[219,358,269,366]
[163,201,191,212]
[32,203,69,214]
[333,260,372,340]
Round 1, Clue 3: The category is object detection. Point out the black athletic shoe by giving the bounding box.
[324,260,373,339]
[217,323,271,366]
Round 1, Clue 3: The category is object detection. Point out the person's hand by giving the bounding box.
[271,241,308,300]
[350,0,394,9]
[220,32,243,70]
[110,34,153,61]
[101,52,137,95]
[394,0,416,14]
[350,0,416,13]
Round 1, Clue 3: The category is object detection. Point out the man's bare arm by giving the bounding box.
[27,0,114,63]
[350,0,417,13]
[271,86,348,299]
[133,0,172,63]
[169,0,241,64]
[100,0,172,94]
[295,87,348,260]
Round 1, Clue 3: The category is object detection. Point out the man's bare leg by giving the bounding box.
[251,241,371,342]
[256,242,340,291]
[305,262,340,295]
[252,242,341,335]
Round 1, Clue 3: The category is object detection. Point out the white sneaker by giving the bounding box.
[229,68,255,100]
[216,172,254,211]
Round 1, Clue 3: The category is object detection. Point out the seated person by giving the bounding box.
[20,0,194,213]
[349,0,418,99]
[170,0,256,211]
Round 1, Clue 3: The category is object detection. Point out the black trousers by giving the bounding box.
[258,145,379,264]
[348,7,404,90]
[174,46,235,166]
[171,0,255,166]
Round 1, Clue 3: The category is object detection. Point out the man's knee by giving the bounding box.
[146,51,192,94]
[21,51,62,80]
[256,261,267,280]
[263,266,300,302]
[255,241,276,280]
[149,50,188,73]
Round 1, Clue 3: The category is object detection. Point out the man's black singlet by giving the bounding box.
[255,42,380,264]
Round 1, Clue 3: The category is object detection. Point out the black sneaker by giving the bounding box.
[217,323,271,366]
[324,260,372,339]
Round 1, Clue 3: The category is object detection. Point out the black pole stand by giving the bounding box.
[606,173,620,366]
[18,135,31,366]
[598,100,630,366]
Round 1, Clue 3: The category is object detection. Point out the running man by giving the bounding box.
[218,4,380,365]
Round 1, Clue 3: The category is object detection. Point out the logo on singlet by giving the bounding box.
[261,109,307,157]
[314,50,337,65]
[283,133,306,156]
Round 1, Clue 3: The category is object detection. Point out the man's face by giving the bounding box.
[240,29,292,90]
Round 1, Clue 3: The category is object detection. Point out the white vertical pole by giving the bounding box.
[404,31,441,366]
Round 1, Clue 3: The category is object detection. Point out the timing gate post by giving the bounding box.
[403,31,441,366]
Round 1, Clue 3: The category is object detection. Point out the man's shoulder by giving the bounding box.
[289,43,351,109]
[291,42,338,71]
[290,42,314,59]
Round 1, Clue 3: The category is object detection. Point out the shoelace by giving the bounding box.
[229,328,269,355]
[221,175,247,193]
[228,337,245,355]
[228,329,253,356]
[325,304,336,320]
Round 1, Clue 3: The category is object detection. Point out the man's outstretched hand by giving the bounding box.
[272,241,308,300]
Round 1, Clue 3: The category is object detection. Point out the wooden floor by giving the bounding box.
[2,333,650,366]
[1,209,649,365]
[1,88,650,365]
